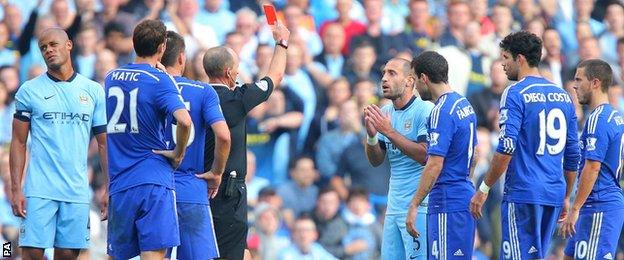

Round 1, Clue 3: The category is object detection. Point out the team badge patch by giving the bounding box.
[404,119,413,131]
[79,94,89,104]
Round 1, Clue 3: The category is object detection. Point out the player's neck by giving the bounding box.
[518,66,541,80]
[134,56,159,67]
[431,83,453,101]
[589,95,609,111]
[165,66,182,77]
[392,92,414,109]
[48,65,75,81]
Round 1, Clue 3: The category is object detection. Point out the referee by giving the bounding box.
[204,23,290,259]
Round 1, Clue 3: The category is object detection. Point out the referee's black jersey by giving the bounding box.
[204,77,275,179]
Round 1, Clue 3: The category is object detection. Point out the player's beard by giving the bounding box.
[577,89,591,105]
[416,83,432,101]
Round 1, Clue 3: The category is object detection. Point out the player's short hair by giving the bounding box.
[347,187,369,203]
[132,20,167,58]
[499,31,542,68]
[161,31,185,67]
[203,46,235,79]
[577,59,613,93]
[411,51,448,84]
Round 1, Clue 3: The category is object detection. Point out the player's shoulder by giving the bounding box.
[17,74,47,93]
[380,103,393,114]
[586,105,618,134]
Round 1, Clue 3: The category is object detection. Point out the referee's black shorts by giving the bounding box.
[210,178,248,260]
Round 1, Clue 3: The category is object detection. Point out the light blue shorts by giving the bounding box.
[381,206,428,260]
[19,197,90,249]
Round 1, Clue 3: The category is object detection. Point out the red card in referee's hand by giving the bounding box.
[263,4,277,25]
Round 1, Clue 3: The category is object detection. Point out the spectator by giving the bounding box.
[282,44,319,155]
[314,23,346,79]
[315,99,362,182]
[247,88,304,184]
[342,188,381,260]
[2,3,22,45]
[165,0,218,59]
[578,36,602,62]
[469,60,507,131]
[312,187,348,258]
[599,1,624,65]
[279,215,337,260]
[50,0,76,29]
[92,0,138,40]
[319,0,367,55]
[0,82,14,145]
[555,0,605,64]
[103,21,134,66]
[343,41,380,87]
[195,0,236,43]
[0,65,19,99]
[184,49,209,82]
[251,203,291,260]
[284,4,322,57]
[438,0,471,47]
[485,4,517,53]
[245,150,270,207]
[350,0,402,66]
[352,78,378,110]
[541,28,569,87]
[400,0,435,55]
[277,156,319,217]
[74,26,98,80]
[0,22,17,67]
[235,8,262,77]
[308,78,352,152]
[463,21,493,97]
[93,48,118,85]
[471,0,494,35]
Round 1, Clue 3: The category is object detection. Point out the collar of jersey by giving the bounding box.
[396,95,417,111]
[211,83,230,89]
[47,71,77,82]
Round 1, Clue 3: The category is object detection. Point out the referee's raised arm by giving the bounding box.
[259,22,290,87]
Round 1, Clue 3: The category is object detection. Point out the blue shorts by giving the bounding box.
[165,203,219,260]
[381,207,427,260]
[19,197,90,249]
[427,210,475,259]
[107,184,179,260]
[500,202,561,260]
[563,209,624,259]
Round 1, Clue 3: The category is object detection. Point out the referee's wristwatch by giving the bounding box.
[276,39,288,49]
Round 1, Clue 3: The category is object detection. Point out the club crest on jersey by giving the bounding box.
[586,137,597,151]
[429,132,439,146]
[79,94,89,105]
[404,119,413,131]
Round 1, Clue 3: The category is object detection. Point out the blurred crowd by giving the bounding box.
[1,0,624,259]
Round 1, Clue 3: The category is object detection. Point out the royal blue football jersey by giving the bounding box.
[578,104,624,212]
[427,92,477,213]
[104,63,186,194]
[497,76,580,206]
[164,76,224,204]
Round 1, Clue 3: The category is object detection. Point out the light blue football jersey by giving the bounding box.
[378,96,434,215]
[14,72,107,203]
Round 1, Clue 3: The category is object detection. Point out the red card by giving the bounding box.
[263,4,277,25]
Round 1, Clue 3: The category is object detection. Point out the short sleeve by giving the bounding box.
[416,102,434,142]
[241,77,274,113]
[427,105,455,157]
[91,83,107,134]
[202,86,225,126]
[563,104,580,171]
[496,90,523,155]
[583,115,610,163]
[156,74,186,115]
[14,83,33,122]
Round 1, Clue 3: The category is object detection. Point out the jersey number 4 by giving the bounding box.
[107,87,139,134]
[537,108,567,155]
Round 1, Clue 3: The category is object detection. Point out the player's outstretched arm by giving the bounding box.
[9,119,29,218]
[406,155,444,238]
[470,152,512,219]
[560,160,600,238]
[365,104,428,164]
[94,133,109,220]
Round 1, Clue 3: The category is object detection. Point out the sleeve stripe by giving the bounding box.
[608,110,617,123]
[92,125,107,135]
[431,95,447,129]
[449,97,466,115]
[500,86,511,107]
[587,106,604,134]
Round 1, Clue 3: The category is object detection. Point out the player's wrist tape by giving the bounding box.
[367,135,378,145]
[479,182,491,193]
